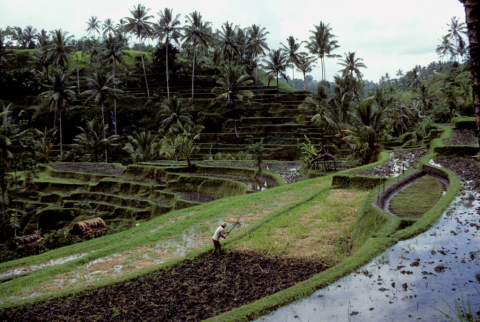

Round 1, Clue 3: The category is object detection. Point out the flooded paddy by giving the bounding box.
[351,150,427,178]
[258,158,480,321]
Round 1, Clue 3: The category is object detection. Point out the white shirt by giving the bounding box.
[212,226,226,241]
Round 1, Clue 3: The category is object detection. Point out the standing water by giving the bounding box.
[257,161,480,321]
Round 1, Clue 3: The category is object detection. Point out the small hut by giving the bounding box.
[69,218,108,236]
[16,234,45,250]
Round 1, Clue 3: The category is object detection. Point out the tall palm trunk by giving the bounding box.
[460,0,480,150]
[166,38,170,102]
[276,72,280,101]
[303,72,306,90]
[53,100,58,129]
[113,63,117,135]
[139,41,151,104]
[255,53,258,83]
[59,108,63,160]
[292,63,295,90]
[101,101,108,163]
[191,43,196,104]
[76,57,80,95]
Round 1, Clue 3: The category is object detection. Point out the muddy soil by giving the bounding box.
[434,156,480,189]
[50,163,124,176]
[445,130,478,146]
[275,172,304,184]
[350,150,426,177]
[151,160,302,171]
[1,252,329,321]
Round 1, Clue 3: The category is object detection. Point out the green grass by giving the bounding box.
[389,175,443,218]
[0,174,332,308]
[234,188,369,263]
[255,68,294,92]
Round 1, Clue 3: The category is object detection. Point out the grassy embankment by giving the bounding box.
[0,172,331,308]
[389,175,443,218]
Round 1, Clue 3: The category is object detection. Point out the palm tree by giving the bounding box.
[46,29,75,69]
[86,16,101,72]
[0,31,15,68]
[218,21,241,63]
[40,68,76,160]
[212,63,254,105]
[23,26,37,49]
[344,99,388,164]
[35,29,49,47]
[160,123,204,167]
[123,131,158,163]
[263,49,288,100]
[203,47,224,76]
[307,22,340,81]
[157,96,194,131]
[247,24,269,82]
[182,11,211,104]
[338,52,367,81]
[29,48,51,80]
[73,119,119,162]
[100,33,130,135]
[86,16,101,38]
[155,8,182,103]
[406,67,421,90]
[436,35,456,61]
[295,53,316,90]
[102,18,116,36]
[124,4,155,104]
[281,36,302,90]
[82,72,123,162]
[446,16,468,61]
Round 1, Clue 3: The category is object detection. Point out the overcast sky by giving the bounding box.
[0,0,467,83]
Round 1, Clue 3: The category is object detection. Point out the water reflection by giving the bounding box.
[257,180,480,321]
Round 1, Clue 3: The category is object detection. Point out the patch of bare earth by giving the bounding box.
[50,163,124,175]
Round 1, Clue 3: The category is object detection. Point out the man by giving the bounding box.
[212,222,227,255]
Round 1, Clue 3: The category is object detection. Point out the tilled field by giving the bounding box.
[1,252,329,321]
[50,163,124,176]
[350,150,426,177]
[434,156,480,188]
[445,129,478,146]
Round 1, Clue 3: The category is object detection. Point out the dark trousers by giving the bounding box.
[212,239,221,255]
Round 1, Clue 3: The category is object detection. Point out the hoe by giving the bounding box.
[225,221,241,237]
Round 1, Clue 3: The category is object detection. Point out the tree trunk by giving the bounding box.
[276,72,280,100]
[101,101,108,163]
[76,57,80,95]
[53,100,58,130]
[113,63,117,135]
[303,72,306,90]
[255,53,258,83]
[191,43,196,104]
[292,63,295,90]
[166,39,170,102]
[460,0,480,150]
[59,109,63,161]
[140,43,151,105]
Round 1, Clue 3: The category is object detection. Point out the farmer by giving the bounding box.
[212,222,227,255]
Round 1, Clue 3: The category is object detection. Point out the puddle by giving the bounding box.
[257,169,480,321]
[237,177,270,191]
[0,253,90,279]
[351,151,426,178]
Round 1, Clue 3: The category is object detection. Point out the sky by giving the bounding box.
[0,0,467,83]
